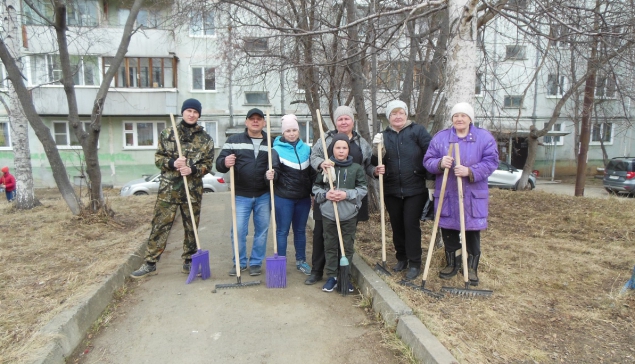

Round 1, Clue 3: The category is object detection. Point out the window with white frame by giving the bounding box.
[23,0,55,25]
[298,121,314,144]
[28,55,99,86]
[190,11,215,36]
[475,73,484,95]
[106,57,175,88]
[53,121,92,147]
[123,121,166,148]
[245,91,270,105]
[0,65,8,89]
[551,24,569,48]
[504,95,523,108]
[119,8,162,28]
[505,45,526,60]
[595,74,616,98]
[203,121,219,144]
[0,122,11,148]
[543,123,563,145]
[192,67,216,91]
[591,122,612,143]
[67,0,99,26]
[547,74,568,97]
[244,38,268,53]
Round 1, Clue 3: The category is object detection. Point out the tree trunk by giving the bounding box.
[575,44,598,196]
[345,0,370,143]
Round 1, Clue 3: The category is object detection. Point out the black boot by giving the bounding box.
[392,260,408,272]
[439,250,461,279]
[467,254,480,286]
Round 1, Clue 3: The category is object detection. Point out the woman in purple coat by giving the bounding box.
[423,102,498,286]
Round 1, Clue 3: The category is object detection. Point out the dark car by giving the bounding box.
[603,157,635,195]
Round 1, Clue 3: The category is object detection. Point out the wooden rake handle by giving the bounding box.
[378,139,386,263]
[316,109,346,258]
[266,111,278,255]
[169,114,202,251]
[455,144,470,286]
[229,166,242,279]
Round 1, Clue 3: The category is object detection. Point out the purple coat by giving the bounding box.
[423,124,499,231]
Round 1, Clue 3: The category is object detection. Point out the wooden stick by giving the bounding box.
[229,166,242,280]
[378,140,386,263]
[266,111,278,255]
[455,145,470,286]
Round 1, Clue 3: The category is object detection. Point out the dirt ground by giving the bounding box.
[356,188,635,363]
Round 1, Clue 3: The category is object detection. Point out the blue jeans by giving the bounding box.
[274,195,311,261]
[6,190,15,202]
[230,193,270,267]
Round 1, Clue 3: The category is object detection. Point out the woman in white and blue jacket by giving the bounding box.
[266,114,317,275]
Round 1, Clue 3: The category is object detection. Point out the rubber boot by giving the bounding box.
[467,254,480,286]
[438,250,461,279]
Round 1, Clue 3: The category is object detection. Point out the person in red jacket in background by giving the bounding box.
[0,166,16,202]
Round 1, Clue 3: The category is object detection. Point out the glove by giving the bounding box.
[322,167,336,184]
[428,189,434,201]
[372,132,383,145]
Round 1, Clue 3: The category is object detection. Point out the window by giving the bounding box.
[551,24,569,48]
[592,123,612,143]
[505,45,526,60]
[106,57,175,88]
[507,0,527,9]
[0,122,11,148]
[475,73,484,95]
[28,55,99,86]
[245,91,270,105]
[547,74,567,97]
[190,11,215,36]
[504,95,523,108]
[123,121,166,148]
[23,0,54,25]
[0,65,8,89]
[244,38,268,53]
[118,8,162,28]
[204,121,218,144]
[543,123,563,145]
[298,120,314,144]
[53,121,91,147]
[67,0,98,27]
[595,74,616,98]
[192,67,215,91]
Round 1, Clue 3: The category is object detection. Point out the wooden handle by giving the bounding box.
[266,110,278,254]
[230,166,241,279]
[378,140,386,263]
[421,144,454,281]
[169,114,201,251]
[316,109,346,258]
[455,145,470,285]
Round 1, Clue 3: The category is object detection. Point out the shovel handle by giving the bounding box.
[170,114,202,251]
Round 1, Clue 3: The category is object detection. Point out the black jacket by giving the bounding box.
[381,122,432,197]
[269,137,317,200]
[216,130,270,198]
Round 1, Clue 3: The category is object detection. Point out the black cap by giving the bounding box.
[246,108,264,119]
[181,98,202,116]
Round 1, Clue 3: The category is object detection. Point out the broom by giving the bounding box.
[169,114,211,284]
[316,109,351,296]
[265,110,287,288]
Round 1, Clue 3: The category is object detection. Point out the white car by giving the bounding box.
[488,161,536,190]
[120,172,228,196]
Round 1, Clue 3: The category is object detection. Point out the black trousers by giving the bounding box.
[384,193,426,268]
[310,218,359,276]
[440,228,481,256]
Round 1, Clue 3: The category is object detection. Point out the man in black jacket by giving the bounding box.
[216,108,270,277]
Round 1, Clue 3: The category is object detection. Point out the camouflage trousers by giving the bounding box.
[144,200,201,263]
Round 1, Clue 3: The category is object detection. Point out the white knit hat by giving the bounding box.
[450,102,475,123]
[280,114,299,132]
[385,100,408,119]
[332,105,355,122]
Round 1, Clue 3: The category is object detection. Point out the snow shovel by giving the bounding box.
[169,114,211,284]
[317,109,352,296]
[374,138,392,276]
[401,145,455,298]
[265,111,287,288]
[441,144,492,297]
[215,166,261,290]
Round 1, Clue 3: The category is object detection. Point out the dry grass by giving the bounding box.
[0,189,155,364]
[356,189,635,364]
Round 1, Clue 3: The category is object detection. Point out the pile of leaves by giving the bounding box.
[356,189,635,363]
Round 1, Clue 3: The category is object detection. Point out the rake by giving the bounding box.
[169,114,211,284]
[441,144,492,297]
[215,166,261,290]
[400,145,455,299]
[317,109,352,296]
[265,110,287,288]
[374,137,392,277]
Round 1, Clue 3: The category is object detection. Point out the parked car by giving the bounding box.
[488,161,536,190]
[603,157,635,195]
[120,172,228,196]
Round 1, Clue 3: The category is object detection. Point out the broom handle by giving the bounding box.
[455,145,470,285]
[378,139,386,263]
[421,144,454,281]
[169,114,201,251]
[266,111,278,255]
[230,166,241,279]
[316,109,346,258]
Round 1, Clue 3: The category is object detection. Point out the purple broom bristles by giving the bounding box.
[266,254,287,288]
[186,249,211,284]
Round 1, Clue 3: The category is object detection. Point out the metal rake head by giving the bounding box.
[374,262,392,276]
[400,280,444,299]
[441,286,493,297]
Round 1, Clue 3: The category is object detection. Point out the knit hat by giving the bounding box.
[385,100,408,119]
[450,102,475,123]
[1,167,8,173]
[327,133,350,158]
[280,114,299,132]
[246,108,264,119]
[181,98,202,116]
[332,105,355,123]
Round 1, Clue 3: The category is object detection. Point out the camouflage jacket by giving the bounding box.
[155,121,215,203]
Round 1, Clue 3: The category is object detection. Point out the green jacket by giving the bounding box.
[312,161,367,221]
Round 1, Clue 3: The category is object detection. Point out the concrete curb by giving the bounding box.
[351,255,458,364]
[30,243,145,364]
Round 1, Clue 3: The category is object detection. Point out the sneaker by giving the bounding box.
[322,277,337,292]
[182,260,192,274]
[130,263,157,279]
[249,265,262,276]
[304,274,323,285]
[228,265,247,276]
[296,260,311,275]
[348,282,355,293]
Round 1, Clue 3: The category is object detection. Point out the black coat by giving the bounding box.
[216,130,270,198]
